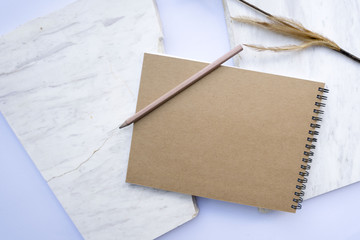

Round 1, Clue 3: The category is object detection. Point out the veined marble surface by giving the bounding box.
[223,0,360,200]
[0,0,197,239]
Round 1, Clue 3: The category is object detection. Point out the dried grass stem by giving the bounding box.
[235,0,360,63]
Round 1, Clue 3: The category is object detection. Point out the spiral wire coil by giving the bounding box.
[291,87,329,210]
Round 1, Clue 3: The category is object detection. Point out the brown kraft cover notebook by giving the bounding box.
[126,53,326,213]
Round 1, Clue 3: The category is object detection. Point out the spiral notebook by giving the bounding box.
[126,53,327,213]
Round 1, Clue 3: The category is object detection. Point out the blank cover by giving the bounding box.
[126,53,325,213]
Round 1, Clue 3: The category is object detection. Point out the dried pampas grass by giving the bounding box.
[234,16,340,51]
[233,0,360,63]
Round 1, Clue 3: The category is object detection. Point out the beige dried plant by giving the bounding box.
[233,0,360,63]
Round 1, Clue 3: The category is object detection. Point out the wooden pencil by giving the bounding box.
[120,45,243,129]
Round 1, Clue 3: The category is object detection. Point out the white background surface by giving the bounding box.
[1,0,360,239]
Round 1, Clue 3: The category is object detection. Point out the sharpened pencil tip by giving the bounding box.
[119,121,129,129]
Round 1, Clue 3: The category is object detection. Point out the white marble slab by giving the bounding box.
[0,0,197,239]
[223,0,360,200]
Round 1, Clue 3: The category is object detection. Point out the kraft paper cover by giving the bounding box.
[126,53,325,213]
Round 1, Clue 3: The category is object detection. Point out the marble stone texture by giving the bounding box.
[0,0,197,239]
[223,0,360,200]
